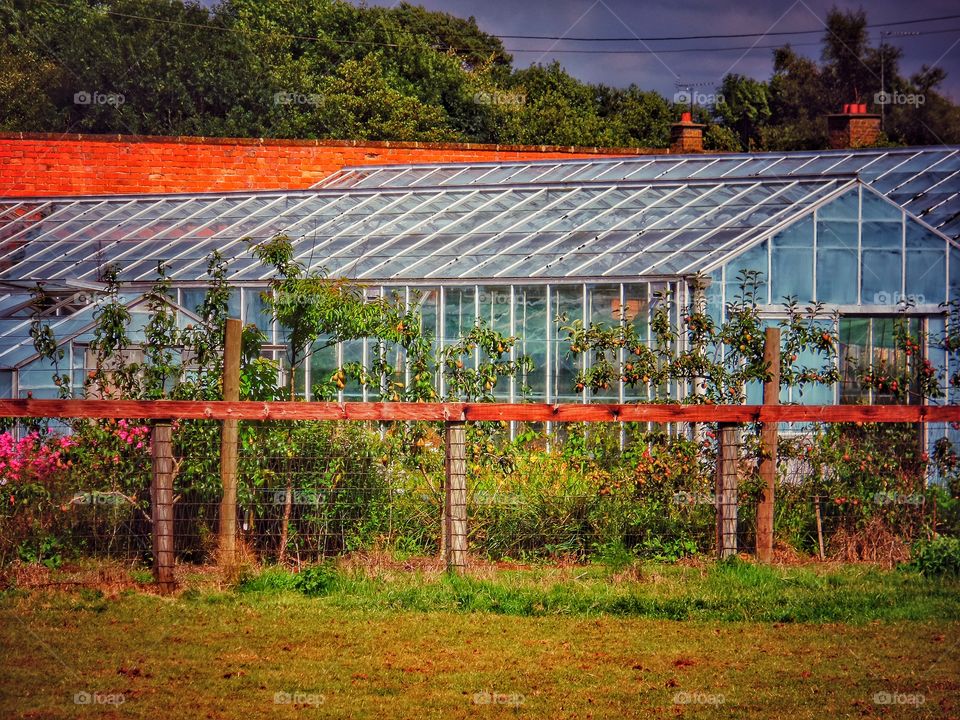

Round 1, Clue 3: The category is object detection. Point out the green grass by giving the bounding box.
[233,559,960,623]
[1,560,957,718]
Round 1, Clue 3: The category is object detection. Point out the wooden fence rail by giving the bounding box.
[2,399,959,423]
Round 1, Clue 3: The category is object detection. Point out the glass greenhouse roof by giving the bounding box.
[319,147,960,240]
[0,178,856,285]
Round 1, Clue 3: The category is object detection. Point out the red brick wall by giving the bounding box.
[0,133,660,197]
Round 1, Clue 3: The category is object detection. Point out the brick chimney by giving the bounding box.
[670,112,705,153]
[826,103,881,149]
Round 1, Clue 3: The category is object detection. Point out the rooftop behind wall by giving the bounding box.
[0,133,659,197]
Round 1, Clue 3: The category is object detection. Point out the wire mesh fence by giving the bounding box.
[0,414,951,588]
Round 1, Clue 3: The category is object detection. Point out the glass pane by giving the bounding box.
[817,218,857,250]
[817,188,859,221]
[861,191,903,222]
[724,240,767,305]
[477,286,512,336]
[444,286,476,346]
[905,224,946,305]
[514,285,547,400]
[772,247,814,304]
[243,287,272,334]
[309,339,337,398]
[951,246,960,303]
[861,249,901,305]
[552,285,583,402]
[839,317,870,403]
[817,249,858,304]
[862,219,902,250]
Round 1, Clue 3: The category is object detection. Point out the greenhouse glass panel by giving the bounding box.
[413,287,440,343]
[513,285,547,399]
[770,216,814,303]
[904,224,946,305]
[309,338,337,398]
[443,286,476,348]
[862,252,902,306]
[704,270,723,323]
[340,339,364,400]
[17,357,59,399]
[623,282,651,402]
[477,285,511,335]
[950,246,960,302]
[242,287,272,335]
[587,284,622,401]
[839,317,870,403]
[0,369,12,398]
[815,191,860,304]
[552,285,583,402]
[724,240,768,305]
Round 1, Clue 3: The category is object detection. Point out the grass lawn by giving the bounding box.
[0,560,958,719]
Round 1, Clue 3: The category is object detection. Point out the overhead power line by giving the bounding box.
[33,1,960,57]
[508,27,960,55]
[496,12,960,41]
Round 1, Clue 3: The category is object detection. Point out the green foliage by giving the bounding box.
[564,271,839,403]
[441,319,533,401]
[714,74,771,151]
[848,308,941,404]
[293,562,340,596]
[5,2,958,147]
[909,536,960,577]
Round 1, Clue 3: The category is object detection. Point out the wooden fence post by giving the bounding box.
[444,421,468,572]
[757,327,780,562]
[151,422,176,593]
[218,318,242,565]
[716,423,739,559]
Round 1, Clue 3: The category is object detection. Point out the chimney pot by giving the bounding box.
[826,103,881,149]
[670,114,705,153]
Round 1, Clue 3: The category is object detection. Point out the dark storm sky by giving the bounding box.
[355,0,960,101]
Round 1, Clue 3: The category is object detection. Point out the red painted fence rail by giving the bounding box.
[1,399,959,423]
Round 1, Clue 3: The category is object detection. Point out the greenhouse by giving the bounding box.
[0,145,959,409]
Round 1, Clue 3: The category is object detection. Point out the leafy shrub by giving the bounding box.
[293,563,340,596]
[910,536,960,577]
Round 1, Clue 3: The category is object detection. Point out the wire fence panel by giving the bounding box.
[0,413,951,588]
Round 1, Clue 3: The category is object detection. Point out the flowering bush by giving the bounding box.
[0,430,76,566]
[0,430,74,486]
[0,422,155,567]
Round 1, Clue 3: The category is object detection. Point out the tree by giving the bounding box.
[715,74,771,151]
